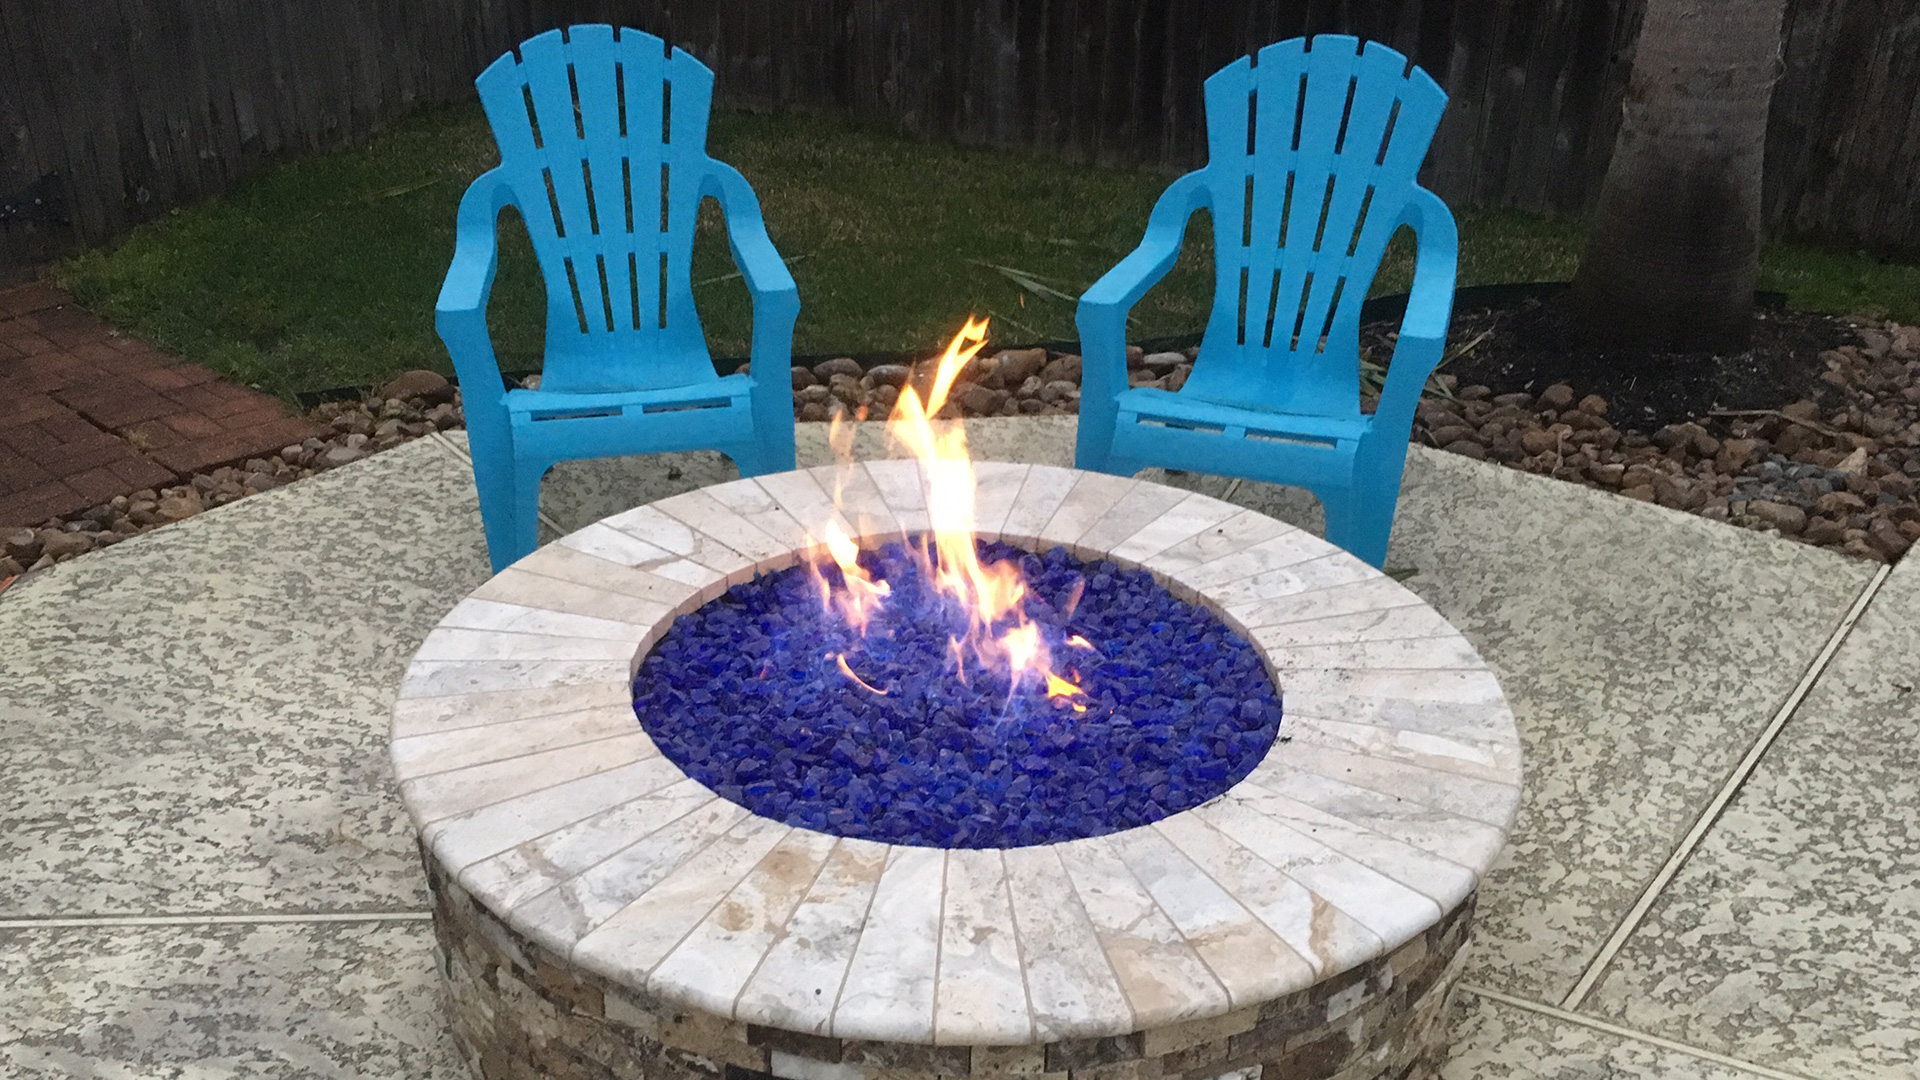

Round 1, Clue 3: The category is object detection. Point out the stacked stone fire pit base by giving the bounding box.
[393,463,1521,1080]
[430,859,1474,1080]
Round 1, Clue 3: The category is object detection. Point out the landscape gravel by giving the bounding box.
[7,313,1915,580]
[1402,319,1920,561]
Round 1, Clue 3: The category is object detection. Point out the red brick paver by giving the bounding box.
[0,285,326,530]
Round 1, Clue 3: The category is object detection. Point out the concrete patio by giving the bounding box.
[0,416,1908,1079]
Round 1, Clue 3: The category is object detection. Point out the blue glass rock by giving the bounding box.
[632,537,1283,848]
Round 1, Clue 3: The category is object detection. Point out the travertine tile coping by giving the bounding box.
[393,463,1522,1047]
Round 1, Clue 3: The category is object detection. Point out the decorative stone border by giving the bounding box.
[392,462,1523,1078]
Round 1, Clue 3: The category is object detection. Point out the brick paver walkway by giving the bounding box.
[0,284,325,529]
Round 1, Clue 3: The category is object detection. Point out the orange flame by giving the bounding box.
[1045,671,1088,712]
[809,317,1092,709]
[835,653,889,696]
[818,520,890,633]
[885,318,1043,677]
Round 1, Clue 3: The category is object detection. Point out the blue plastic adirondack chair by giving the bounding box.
[438,25,799,572]
[1076,36,1456,568]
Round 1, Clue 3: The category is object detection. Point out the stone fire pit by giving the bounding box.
[392,462,1522,1080]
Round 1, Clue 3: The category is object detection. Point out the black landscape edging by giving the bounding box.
[292,282,1791,407]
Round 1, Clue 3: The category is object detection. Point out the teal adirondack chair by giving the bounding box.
[437,25,798,573]
[1076,36,1456,567]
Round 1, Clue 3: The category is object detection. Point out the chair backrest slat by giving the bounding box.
[569,26,626,335]
[1186,36,1446,418]
[476,25,720,393]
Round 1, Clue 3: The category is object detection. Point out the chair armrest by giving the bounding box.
[1375,187,1459,432]
[702,163,799,304]
[701,162,800,381]
[436,168,517,411]
[1077,170,1211,398]
[1079,170,1210,313]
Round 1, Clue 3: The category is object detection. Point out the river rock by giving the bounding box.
[828,373,863,407]
[812,357,862,382]
[1043,380,1080,404]
[38,529,93,560]
[995,348,1048,386]
[1803,516,1848,545]
[1040,354,1082,383]
[1747,500,1807,535]
[957,384,1008,416]
[379,369,455,405]
[156,489,204,522]
[322,445,367,468]
[866,363,911,389]
[1869,519,1913,557]
[1520,429,1559,456]
[1538,383,1575,410]
[4,529,41,562]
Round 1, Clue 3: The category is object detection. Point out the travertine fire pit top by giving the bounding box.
[391,462,1522,1046]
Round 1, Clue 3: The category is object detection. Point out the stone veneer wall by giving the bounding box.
[428,852,1475,1080]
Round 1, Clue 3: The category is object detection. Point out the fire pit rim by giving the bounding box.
[393,459,1523,1047]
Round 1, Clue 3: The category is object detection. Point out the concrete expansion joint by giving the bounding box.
[1461,985,1822,1080]
[0,910,434,930]
[1558,561,1896,1012]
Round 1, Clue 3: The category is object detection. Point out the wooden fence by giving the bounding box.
[3,0,1917,267]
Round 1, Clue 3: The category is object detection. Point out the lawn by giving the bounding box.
[55,101,1920,398]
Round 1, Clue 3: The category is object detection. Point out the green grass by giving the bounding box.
[1757,242,1920,324]
[55,101,1920,398]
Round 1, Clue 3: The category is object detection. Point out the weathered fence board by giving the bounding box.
[2,0,1917,268]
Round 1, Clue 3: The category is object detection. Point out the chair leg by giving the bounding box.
[724,434,793,479]
[1321,446,1412,569]
[744,382,798,478]
[1074,395,1125,476]
[472,454,545,574]
[1090,455,1147,479]
[1075,428,1145,479]
[1319,489,1391,569]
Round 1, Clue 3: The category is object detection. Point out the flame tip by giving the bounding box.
[812,314,1093,715]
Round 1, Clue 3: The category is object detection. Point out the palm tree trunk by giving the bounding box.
[1567,0,1788,352]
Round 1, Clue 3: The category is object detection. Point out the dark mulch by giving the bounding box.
[1366,290,1919,562]
[1396,287,1856,432]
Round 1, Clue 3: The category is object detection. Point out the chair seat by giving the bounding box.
[506,372,755,424]
[501,372,760,466]
[1118,387,1371,447]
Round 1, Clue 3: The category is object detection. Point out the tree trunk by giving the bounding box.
[1567,0,1788,352]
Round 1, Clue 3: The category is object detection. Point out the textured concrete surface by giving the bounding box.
[0,437,488,917]
[1582,552,1920,1080]
[0,417,1899,1078]
[0,920,461,1078]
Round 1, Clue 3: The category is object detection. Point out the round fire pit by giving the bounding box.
[393,462,1522,1080]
